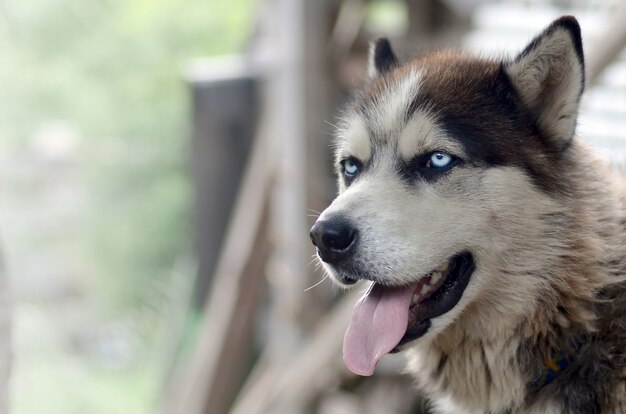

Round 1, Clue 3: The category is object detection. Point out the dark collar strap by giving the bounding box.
[529,349,571,392]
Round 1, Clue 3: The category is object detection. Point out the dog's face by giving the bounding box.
[310,17,585,376]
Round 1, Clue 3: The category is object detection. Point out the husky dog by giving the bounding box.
[310,16,626,413]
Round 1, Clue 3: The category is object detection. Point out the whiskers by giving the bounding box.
[307,208,322,219]
[305,252,331,292]
[324,119,340,133]
[304,274,330,292]
[307,255,320,266]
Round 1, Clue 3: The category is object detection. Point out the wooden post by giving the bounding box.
[264,0,308,377]
[227,1,343,412]
[163,59,273,414]
[186,57,257,306]
[254,0,343,411]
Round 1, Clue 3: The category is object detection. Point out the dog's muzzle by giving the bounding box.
[310,216,357,265]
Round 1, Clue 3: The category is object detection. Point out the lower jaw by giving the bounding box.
[392,251,475,351]
[391,320,431,352]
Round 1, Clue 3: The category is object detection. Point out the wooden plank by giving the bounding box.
[230,290,361,414]
[586,4,626,84]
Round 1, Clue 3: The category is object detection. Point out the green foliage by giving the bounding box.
[14,308,159,414]
[0,0,253,412]
[0,0,252,306]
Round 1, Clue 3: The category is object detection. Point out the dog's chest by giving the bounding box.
[406,338,530,413]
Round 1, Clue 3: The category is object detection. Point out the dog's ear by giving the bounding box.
[505,16,585,149]
[368,38,398,78]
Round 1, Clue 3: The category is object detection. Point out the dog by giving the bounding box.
[310,16,626,413]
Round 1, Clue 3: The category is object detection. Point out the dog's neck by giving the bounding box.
[405,288,598,413]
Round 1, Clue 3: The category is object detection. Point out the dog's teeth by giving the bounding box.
[421,285,431,295]
[431,272,442,284]
[411,293,421,305]
[436,262,449,272]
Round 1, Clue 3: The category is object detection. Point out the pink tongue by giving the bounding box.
[343,283,415,376]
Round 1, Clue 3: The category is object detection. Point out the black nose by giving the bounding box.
[310,217,357,264]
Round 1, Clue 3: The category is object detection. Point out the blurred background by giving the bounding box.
[1,0,626,413]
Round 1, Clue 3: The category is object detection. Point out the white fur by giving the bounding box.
[365,69,422,139]
[335,115,372,163]
[367,42,378,79]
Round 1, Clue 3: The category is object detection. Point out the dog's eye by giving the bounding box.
[341,158,360,177]
[427,152,453,169]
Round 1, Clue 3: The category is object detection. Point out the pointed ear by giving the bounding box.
[504,16,585,149]
[368,38,398,78]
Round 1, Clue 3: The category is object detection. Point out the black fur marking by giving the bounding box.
[371,38,398,76]
[435,115,508,168]
[399,152,462,183]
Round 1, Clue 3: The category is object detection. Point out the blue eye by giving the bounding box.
[342,158,359,177]
[428,152,453,168]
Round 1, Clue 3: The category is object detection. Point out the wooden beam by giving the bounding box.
[230,290,361,414]
[586,4,626,84]
[185,57,257,306]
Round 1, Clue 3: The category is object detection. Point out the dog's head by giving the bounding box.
[310,17,585,376]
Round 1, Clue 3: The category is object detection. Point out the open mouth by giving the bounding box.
[342,252,475,376]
